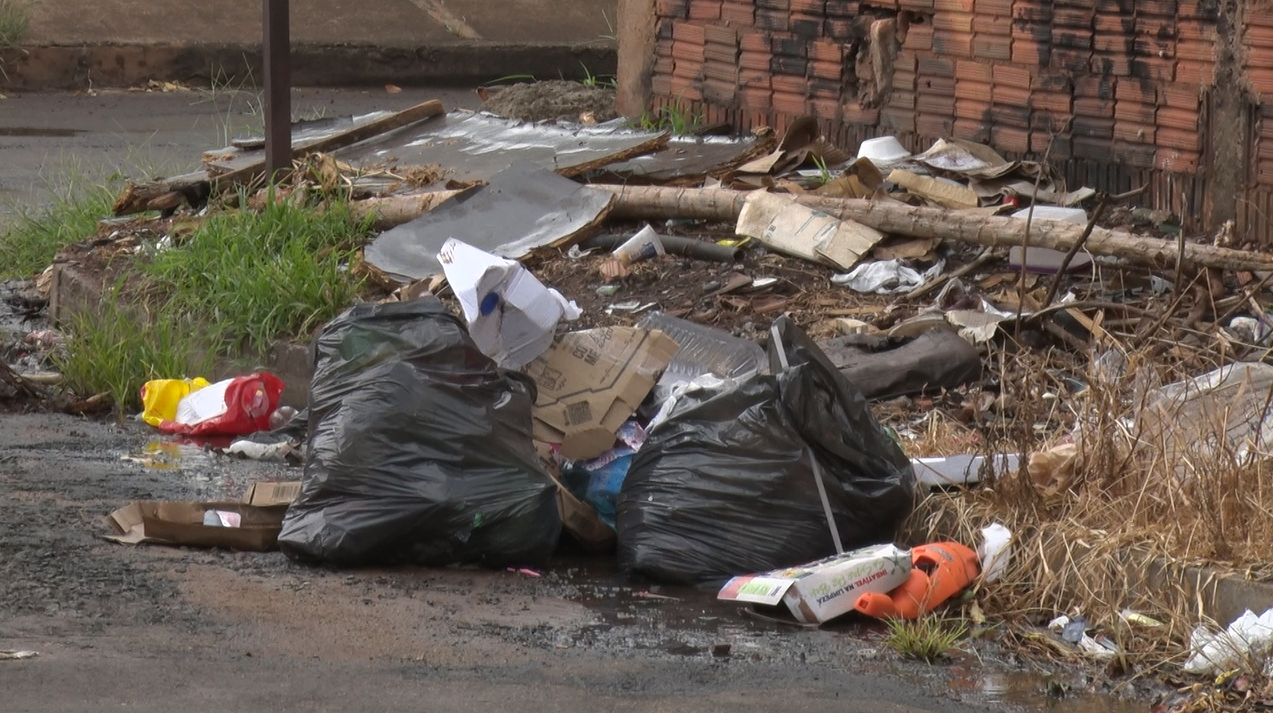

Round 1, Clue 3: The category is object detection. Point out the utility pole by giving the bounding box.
[263,0,291,182]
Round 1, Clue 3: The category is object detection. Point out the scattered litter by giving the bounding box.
[226,438,296,462]
[819,330,983,401]
[854,542,980,619]
[736,191,884,270]
[977,523,1014,584]
[507,568,542,577]
[910,454,1020,488]
[718,544,912,624]
[832,258,945,294]
[158,373,284,438]
[1120,609,1164,628]
[0,651,38,660]
[278,297,561,567]
[440,237,581,368]
[105,501,286,550]
[1184,608,1273,675]
[611,224,666,265]
[616,317,916,584]
[366,161,615,281]
[139,377,211,428]
[524,327,677,460]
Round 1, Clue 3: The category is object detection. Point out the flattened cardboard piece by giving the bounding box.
[544,470,616,551]
[736,192,885,271]
[717,544,912,624]
[365,161,615,282]
[242,481,302,506]
[523,328,679,460]
[887,169,980,209]
[105,501,287,551]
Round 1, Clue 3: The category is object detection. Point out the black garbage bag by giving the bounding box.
[616,316,917,584]
[278,296,560,567]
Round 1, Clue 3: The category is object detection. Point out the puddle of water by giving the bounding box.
[125,439,256,500]
[0,127,86,137]
[946,665,1148,713]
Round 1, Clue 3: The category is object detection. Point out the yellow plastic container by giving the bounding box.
[140,377,211,427]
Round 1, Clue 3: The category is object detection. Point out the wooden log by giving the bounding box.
[601,185,1273,273]
[111,171,212,216]
[211,99,446,193]
[348,189,468,231]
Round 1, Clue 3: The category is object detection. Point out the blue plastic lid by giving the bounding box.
[479,292,501,315]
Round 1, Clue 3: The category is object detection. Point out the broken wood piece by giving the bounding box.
[211,99,446,194]
[348,189,469,231]
[111,171,212,216]
[600,185,1273,273]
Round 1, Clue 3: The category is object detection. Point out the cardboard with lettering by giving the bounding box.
[523,327,678,460]
[104,501,288,551]
[241,480,302,506]
[716,544,911,624]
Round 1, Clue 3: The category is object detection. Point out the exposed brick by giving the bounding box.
[845,103,881,124]
[1251,67,1273,100]
[1011,38,1050,65]
[810,59,844,81]
[955,118,993,143]
[882,106,917,132]
[917,93,956,114]
[703,77,738,103]
[1112,121,1154,143]
[809,40,844,62]
[918,55,956,77]
[889,90,917,109]
[892,69,918,93]
[657,0,691,18]
[1031,131,1072,156]
[825,0,860,17]
[673,41,706,62]
[1073,74,1115,98]
[1156,126,1201,151]
[934,0,974,11]
[809,78,840,96]
[739,69,771,87]
[703,60,739,82]
[956,79,993,101]
[900,0,936,9]
[790,0,827,12]
[1032,91,1072,113]
[755,8,789,31]
[720,1,755,26]
[1073,96,1115,117]
[773,90,808,115]
[672,59,704,79]
[994,84,1032,106]
[917,113,956,137]
[739,84,773,109]
[1052,30,1093,50]
[994,104,1032,127]
[740,50,771,71]
[771,55,809,75]
[973,35,1013,59]
[669,74,704,101]
[1114,100,1157,124]
[995,64,1034,89]
[933,30,974,57]
[652,74,674,96]
[976,15,1014,36]
[992,125,1030,153]
[705,42,739,63]
[654,55,676,76]
[1073,116,1115,140]
[673,23,707,45]
[919,76,957,95]
[1074,135,1113,160]
[1115,80,1158,105]
[1090,52,1131,76]
[1093,14,1134,33]
[810,96,842,119]
[956,98,992,119]
[1160,83,1202,109]
[955,59,994,84]
[905,24,935,50]
[704,24,739,45]
[1131,58,1175,82]
[772,74,808,95]
[1112,140,1156,168]
[1176,40,1217,62]
[1155,148,1200,174]
[932,13,975,32]
[771,35,806,57]
[1052,8,1095,27]
[1175,60,1215,85]
[689,0,722,21]
[1156,106,1197,131]
[827,18,856,40]
[790,14,825,38]
[1051,48,1092,72]
[756,0,790,8]
[977,0,1014,15]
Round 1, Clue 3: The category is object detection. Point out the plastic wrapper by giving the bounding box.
[278,297,560,567]
[616,316,917,584]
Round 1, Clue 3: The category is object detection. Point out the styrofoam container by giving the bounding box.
[857,136,911,163]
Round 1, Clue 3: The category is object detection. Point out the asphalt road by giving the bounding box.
[0,87,482,219]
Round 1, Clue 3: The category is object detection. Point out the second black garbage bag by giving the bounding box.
[616,316,917,584]
[278,296,560,567]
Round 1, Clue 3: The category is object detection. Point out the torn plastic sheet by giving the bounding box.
[364,161,615,281]
[831,258,946,294]
[334,110,667,183]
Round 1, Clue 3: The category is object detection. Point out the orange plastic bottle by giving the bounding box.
[853,542,980,619]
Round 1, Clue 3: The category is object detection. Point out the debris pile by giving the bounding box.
[26,93,1273,696]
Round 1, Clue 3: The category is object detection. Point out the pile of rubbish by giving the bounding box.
[39,93,1273,681]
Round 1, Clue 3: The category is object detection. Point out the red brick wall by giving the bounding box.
[647,0,1273,242]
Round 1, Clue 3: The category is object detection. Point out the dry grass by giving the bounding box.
[897,329,1273,671]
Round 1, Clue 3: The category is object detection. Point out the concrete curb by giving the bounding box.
[0,42,617,91]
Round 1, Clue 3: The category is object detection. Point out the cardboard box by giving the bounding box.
[717,544,912,624]
[241,481,302,506]
[104,501,287,551]
[523,327,678,460]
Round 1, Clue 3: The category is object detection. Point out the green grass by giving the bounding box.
[635,97,703,136]
[139,192,370,356]
[579,63,617,90]
[0,0,32,50]
[55,284,218,412]
[883,616,968,663]
[0,180,117,279]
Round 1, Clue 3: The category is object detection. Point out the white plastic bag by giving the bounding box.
[1183,608,1273,675]
[977,523,1013,583]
